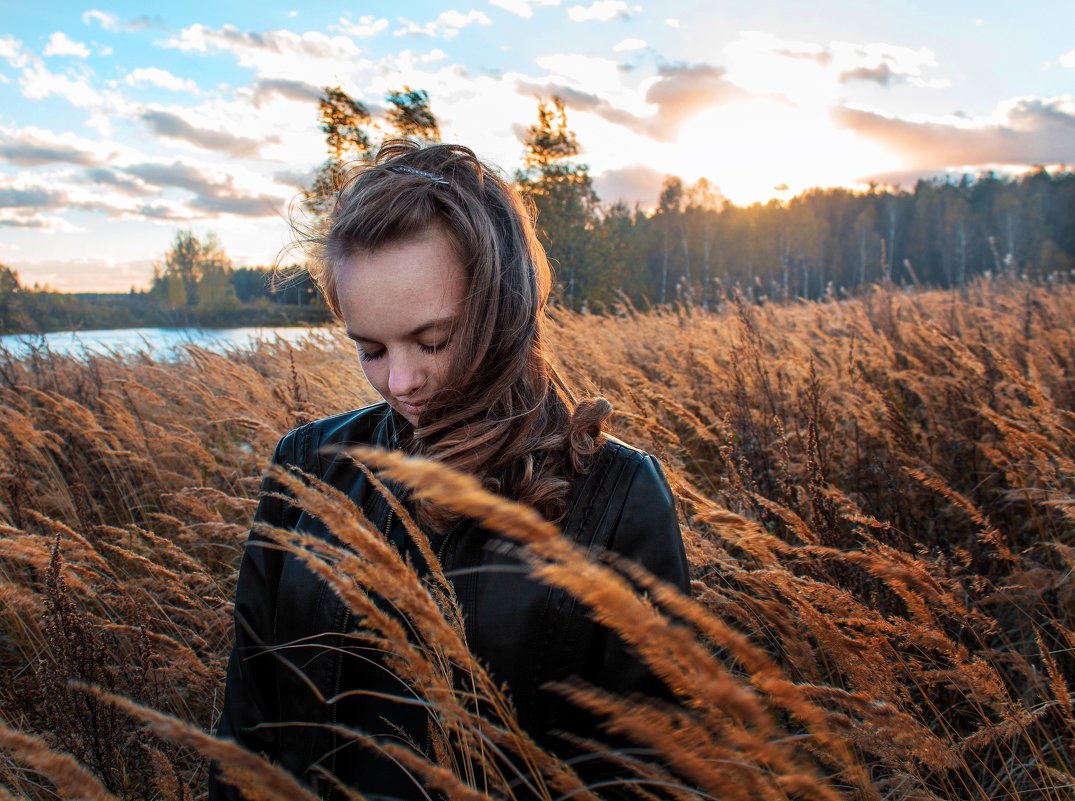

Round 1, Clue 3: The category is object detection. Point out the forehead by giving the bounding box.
[336,226,467,338]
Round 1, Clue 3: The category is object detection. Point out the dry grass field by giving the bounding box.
[0,278,1072,800]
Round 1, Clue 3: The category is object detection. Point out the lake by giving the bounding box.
[0,325,331,360]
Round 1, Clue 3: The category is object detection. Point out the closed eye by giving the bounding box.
[419,339,449,354]
[358,347,385,362]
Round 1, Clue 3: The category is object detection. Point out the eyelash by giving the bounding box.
[358,341,447,362]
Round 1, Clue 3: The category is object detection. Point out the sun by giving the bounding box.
[662,99,902,205]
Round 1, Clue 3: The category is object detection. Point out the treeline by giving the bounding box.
[144,229,329,328]
[575,166,1075,309]
[5,87,1074,335]
[0,249,330,335]
[312,89,1075,309]
[514,101,1075,309]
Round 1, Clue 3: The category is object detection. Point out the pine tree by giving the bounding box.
[305,86,373,218]
[386,87,441,142]
[516,97,600,308]
[320,86,371,161]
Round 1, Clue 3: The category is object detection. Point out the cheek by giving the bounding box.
[358,356,388,397]
[428,352,456,390]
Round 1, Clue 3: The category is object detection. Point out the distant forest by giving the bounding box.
[2,88,1073,335]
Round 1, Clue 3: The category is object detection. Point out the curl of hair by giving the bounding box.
[295,140,611,529]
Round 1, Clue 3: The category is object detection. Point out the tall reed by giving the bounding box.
[0,278,1070,799]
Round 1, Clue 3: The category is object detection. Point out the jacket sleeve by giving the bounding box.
[596,453,690,698]
[574,453,690,798]
[209,430,299,801]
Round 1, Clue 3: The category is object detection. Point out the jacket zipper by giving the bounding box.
[436,522,454,565]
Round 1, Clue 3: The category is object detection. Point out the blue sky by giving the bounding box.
[2,1,1073,291]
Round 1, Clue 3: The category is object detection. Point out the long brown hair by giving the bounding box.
[304,140,609,527]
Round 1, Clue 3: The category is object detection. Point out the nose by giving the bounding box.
[387,353,425,399]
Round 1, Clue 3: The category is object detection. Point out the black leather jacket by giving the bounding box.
[211,402,690,800]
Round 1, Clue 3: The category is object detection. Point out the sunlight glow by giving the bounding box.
[663,101,900,205]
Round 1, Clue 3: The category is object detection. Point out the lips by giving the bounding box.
[397,400,426,418]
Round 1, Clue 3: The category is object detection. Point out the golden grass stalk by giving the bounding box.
[78,685,320,801]
[0,719,118,801]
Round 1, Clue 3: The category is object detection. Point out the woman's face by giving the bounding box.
[336,225,468,426]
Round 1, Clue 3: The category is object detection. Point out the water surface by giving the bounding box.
[0,326,328,360]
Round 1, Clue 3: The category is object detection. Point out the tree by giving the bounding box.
[587,201,641,308]
[305,86,373,218]
[0,264,22,333]
[151,230,236,315]
[196,263,239,313]
[516,97,600,308]
[386,87,441,142]
[656,176,684,305]
[231,267,271,304]
[523,97,581,168]
[319,85,371,161]
[686,179,724,308]
[156,268,187,311]
[851,203,880,287]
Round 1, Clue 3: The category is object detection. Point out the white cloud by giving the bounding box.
[0,155,292,228]
[162,24,361,60]
[117,159,287,217]
[720,31,947,107]
[395,9,493,39]
[159,24,367,84]
[833,94,1075,172]
[592,162,665,206]
[0,209,80,232]
[81,10,120,32]
[1061,49,1075,68]
[125,67,198,93]
[0,125,110,166]
[613,37,645,52]
[392,48,450,68]
[518,60,746,143]
[441,9,493,28]
[665,18,680,29]
[534,53,622,94]
[43,32,91,59]
[249,77,323,106]
[830,40,942,88]
[288,10,298,17]
[0,177,122,232]
[567,1,633,22]
[19,61,102,108]
[334,15,390,38]
[140,108,274,157]
[0,35,30,69]
[488,0,561,19]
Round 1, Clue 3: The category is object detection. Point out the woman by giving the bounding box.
[211,141,690,800]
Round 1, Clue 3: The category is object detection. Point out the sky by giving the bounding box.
[1,1,1073,292]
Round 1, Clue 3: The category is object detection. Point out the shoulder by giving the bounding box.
[270,401,395,469]
[570,434,688,590]
[566,433,677,537]
[588,434,673,501]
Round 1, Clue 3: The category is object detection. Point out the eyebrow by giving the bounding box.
[346,316,456,344]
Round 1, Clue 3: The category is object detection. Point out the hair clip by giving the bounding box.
[389,164,450,186]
